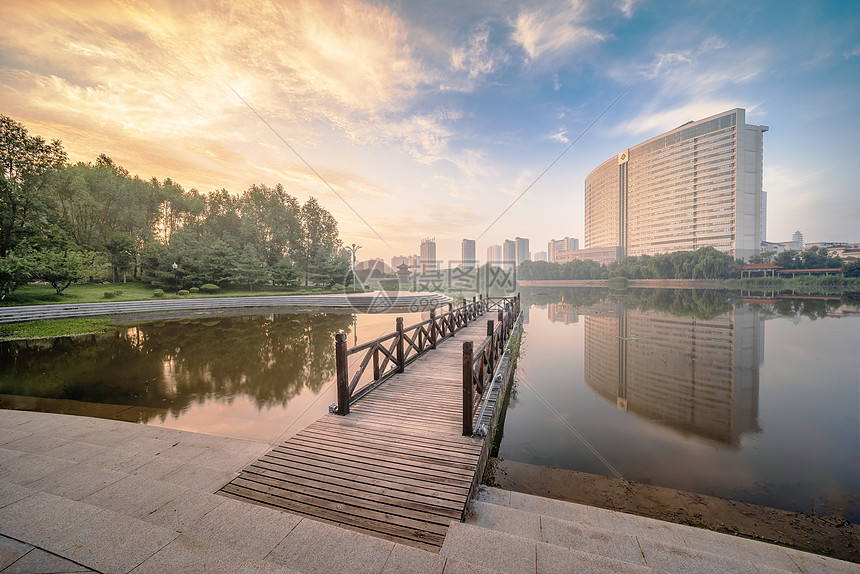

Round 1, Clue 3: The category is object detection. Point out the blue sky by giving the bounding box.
[1,0,858,263]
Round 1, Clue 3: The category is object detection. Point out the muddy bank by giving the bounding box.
[486,458,859,564]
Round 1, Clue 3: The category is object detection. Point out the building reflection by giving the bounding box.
[584,302,762,446]
[547,302,579,324]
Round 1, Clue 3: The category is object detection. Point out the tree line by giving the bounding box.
[0,114,350,299]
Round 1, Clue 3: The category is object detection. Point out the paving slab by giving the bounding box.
[0,453,75,485]
[52,509,179,574]
[3,433,69,454]
[129,534,301,574]
[80,474,188,518]
[42,440,112,464]
[157,461,238,492]
[783,548,860,574]
[441,557,506,574]
[0,492,104,549]
[140,490,225,533]
[539,514,646,566]
[469,500,541,539]
[535,542,652,574]
[0,536,29,570]
[26,463,126,501]
[379,543,446,574]
[184,497,301,559]
[0,482,34,509]
[637,537,758,574]
[266,517,394,574]
[440,522,536,574]
[0,546,95,573]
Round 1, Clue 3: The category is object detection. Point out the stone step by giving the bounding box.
[475,486,857,573]
[440,521,654,574]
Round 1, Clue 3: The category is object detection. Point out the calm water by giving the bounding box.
[0,310,423,442]
[498,288,860,521]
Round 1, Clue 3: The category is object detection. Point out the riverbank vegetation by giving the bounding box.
[1,114,352,301]
[0,317,114,340]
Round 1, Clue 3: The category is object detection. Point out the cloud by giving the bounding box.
[549,129,569,143]
[511,0,605,62]
[615,0,639,18]
[844,45,860,59]
[450,20,508,85]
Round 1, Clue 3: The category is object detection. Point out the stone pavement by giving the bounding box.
[0,410,857,573]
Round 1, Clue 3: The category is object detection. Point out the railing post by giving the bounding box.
[373,345,380,380]
[335,333,349,415]
[487,319,495,374]
[396,317,405,373]
[450,303,456,336]
[462,341,473,436]
[429,308,437,349]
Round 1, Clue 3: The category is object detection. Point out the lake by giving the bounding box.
[497,287,860,522]
[0,309,423,443]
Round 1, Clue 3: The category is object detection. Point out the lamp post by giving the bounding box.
[346,243,361,292]
[172,262,178,294]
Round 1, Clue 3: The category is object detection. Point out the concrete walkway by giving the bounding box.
[1,410,857,573]
[0,292,453,324]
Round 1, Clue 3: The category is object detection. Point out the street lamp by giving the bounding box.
[172,262,178,294]
[346,243,361,292]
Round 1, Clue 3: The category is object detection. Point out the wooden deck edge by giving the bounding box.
[465,311,524,515]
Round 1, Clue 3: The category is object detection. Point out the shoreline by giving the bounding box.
[485,458,860,564]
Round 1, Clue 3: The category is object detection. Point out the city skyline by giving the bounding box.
[1,1,858,264]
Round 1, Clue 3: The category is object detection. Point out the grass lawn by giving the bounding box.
[1,282,368,307]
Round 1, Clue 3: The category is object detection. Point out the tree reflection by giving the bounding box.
[0,312,353,421]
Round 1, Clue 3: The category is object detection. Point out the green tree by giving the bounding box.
[105,233,135,283]
[34,248,95,294]
[296,197,340,286]
[272,256,300,288]
[231,244,270,291]
[0,114,67,258]
[0,248,36,300]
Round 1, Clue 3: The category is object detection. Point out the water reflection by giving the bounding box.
[0,312,353,423]
[583,302,761,446]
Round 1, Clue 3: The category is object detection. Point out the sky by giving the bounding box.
[1,0,858,265]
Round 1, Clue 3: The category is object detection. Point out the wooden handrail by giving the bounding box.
[333,295,504,415]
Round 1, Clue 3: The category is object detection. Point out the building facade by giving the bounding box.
[515,237,530,266]
[548,237,579,263]
[461,239,476,268]
[420,238,436,272]
[502,240,516,270]
[584,108,768,261]
[486,245,502,265]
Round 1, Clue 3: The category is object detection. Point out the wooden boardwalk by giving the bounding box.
[219,318,495,550]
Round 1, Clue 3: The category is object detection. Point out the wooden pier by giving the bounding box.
[219,296,521,550]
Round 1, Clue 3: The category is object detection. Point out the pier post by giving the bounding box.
[335,333,349,415]
[429,308,437,349]
[396,317,405,373]
[462,341,473,436]
[487,320,495,374]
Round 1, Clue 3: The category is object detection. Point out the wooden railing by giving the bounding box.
[462,293,520,435]
[333,295,491,415]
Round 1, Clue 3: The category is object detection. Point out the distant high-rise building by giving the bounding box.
[533,251,547,262]
[461,239,476,268]
[548,237,579,262]
[503,240,516,270]
[584,108,768,261]
[515,237,530,266]
[355,258,390,274]
[420,238,436,272]
[391,255,420,271]
[761,191,767,244]
[487,245,502,265]
[791,230,804,251]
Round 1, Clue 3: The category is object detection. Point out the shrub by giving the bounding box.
[152,289,165,297]
[178,289,190,296]
[330,283,345,292]
[114,290,123,295]
[103,291,116,299]
[199,284,220,293]
[189,287,200,293]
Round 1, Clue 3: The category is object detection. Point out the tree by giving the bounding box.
[105,233,135,283]
[296,197,340,286]
[272,256,300,288]
[0,115,67,258]
[749,251,775,264]
[231,245,269,291]
[842,260,860,278]
[0,248,36,300]
[34,248,95,294]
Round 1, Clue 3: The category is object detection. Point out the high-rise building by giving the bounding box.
[548,237,579,262]
[515,237,530,266]
[392,255,420,271]
[791,230,804,251]
[502,240,516,270]
[533,251,547,262]
[761,191,767,244]
[486,245,502,265]
[420,238,436,272]
[584,108,768,261]
[461,239,476,268]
